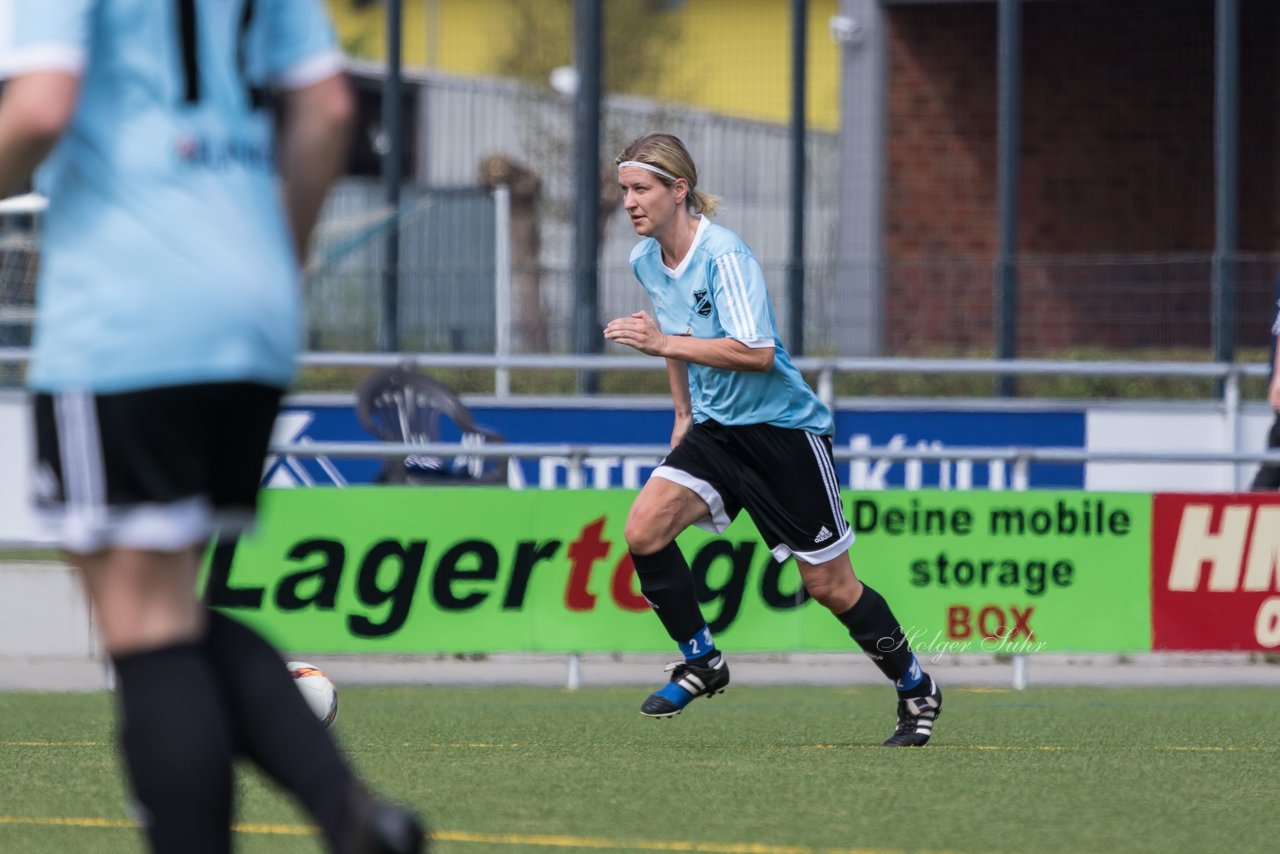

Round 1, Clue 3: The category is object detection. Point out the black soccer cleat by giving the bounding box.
[359,802,428,854]
[883,676,942,747]
[640,654,730,718]
[347,789,430,854]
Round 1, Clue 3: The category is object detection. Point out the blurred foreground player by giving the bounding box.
[0,1,426,850]
[605,133,941,746]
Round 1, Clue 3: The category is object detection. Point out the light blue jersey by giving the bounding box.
[630,217,833,435]
[0,0,344,393]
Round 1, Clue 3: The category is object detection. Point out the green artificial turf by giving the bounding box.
[0,685,1276,854]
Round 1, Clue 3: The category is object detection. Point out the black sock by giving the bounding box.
[631,542,708,646]
[836,584,918,685]
[111,641,234,854]
[203,610,360,850]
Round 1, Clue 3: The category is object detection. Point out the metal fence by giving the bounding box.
[308,182,499,352]
[316,44,1280,358]
[334,62,843,355]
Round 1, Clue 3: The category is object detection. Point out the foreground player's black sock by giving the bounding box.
[112,641,234,854]
[836,584,923,691]
[203,610,361,850]
[631,542,709,647]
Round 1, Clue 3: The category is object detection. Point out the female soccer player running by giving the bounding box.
[604,133,941,746]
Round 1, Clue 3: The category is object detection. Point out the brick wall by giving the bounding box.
[884,0,1278,354]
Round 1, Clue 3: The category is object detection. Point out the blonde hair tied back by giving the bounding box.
[615,133,721,218]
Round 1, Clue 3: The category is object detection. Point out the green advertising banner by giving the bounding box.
[202,488,1152,654]
[845,492,1151,654]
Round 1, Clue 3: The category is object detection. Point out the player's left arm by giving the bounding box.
[278,76,354,264]
[665,357,693,447]
[262,0,353,264]
[0,1,89,195]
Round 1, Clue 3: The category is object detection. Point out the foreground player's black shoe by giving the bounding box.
[883,676,942,747]
[347,789,430,854]
[640,654,730,718]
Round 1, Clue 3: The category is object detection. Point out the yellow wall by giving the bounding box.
[326,0,841,131]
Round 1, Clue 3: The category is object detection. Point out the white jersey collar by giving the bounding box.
[661,215,710,279]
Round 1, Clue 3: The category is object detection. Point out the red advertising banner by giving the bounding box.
[1151,493,1280,651]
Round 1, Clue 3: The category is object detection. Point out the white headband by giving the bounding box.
[617,160,681,184]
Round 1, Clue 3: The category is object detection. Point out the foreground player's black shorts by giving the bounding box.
[652,419,853,565]
[32,382,283,553]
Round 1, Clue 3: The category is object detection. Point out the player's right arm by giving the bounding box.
[665,356,692,448]
[0,72,76,195]
[0,1,89,195]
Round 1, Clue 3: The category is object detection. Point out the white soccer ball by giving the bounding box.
[287,661,338,728]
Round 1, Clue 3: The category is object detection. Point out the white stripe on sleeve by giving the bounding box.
[714,256,749,339]
[721,254,759,340]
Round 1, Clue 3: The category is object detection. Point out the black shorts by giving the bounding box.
[32,382,283,553]
[653,419,853,565]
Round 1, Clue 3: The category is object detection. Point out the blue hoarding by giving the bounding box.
[267,401,1085,490]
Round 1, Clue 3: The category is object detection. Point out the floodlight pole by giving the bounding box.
[787,0,807,356]
[995,0,1021,398]
[1212,0,1240,396]
[572,0,603,394]
[381,0,404,353]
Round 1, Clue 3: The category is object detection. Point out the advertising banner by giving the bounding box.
[1151,492,1280,651]
[846,491,1150,654]
[203,488,1150,654]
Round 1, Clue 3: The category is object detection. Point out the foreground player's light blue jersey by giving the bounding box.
[630,217,833,435]
[0,0,344,392]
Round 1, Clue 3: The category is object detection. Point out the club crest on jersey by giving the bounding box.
[692,288,712,318]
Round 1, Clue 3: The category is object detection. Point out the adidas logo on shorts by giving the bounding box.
[814,525,833,543]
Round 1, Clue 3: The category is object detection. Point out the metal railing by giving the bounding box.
[1,348,1274,476]
[1,346,1272,441]
[294,349,1271,400]
[270,439,1280,489]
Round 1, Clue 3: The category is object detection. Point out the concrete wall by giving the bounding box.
[0,563,95,658]
[0,392,51,545]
